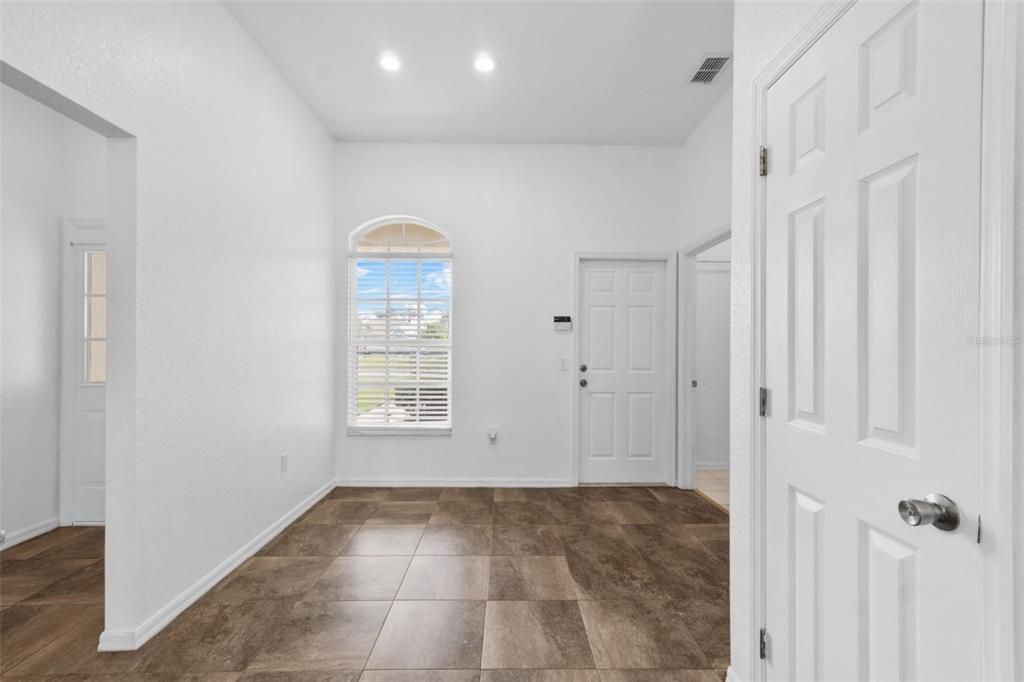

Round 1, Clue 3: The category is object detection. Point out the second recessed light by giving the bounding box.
[378,51,401,72]
[474,52,496,73]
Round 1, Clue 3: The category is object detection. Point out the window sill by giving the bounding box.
[347,426,452,437]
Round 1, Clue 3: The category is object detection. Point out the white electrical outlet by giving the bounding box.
[488,429,498,443]
[280,453,289,473]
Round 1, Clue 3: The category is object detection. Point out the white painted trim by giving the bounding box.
[746,1,1021,680]
[0,517,59,551]
[979,2,1022,679]
[97,479,334,651]
[746,3,857,680]
[679,225,731,490]
[59,218,106,526]
[334,477,574,488]
[571,252,679,487]
[348,214,452,252]
[725,666,742,682]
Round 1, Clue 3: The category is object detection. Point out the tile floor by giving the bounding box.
[694,471,729,510]
[0,487,729,681]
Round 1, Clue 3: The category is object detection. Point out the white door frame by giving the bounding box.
[678,226,731,490]
[743,1,1021,680]
[59,217,106,526]
[571,252,678,486]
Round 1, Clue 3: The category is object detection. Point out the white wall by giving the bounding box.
[694,245,730,470]
[679,90,733,245]
[1,84,107,544]
[1,2,335,645]
[729,3,829,680]
[335,143,680,484]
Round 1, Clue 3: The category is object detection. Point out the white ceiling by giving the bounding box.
[225,1,734,145]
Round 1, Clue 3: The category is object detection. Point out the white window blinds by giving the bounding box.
[348,222,452,431]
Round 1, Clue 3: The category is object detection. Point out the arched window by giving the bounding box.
[348,217,452,432]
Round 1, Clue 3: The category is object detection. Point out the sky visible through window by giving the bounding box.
[356,259,451,340]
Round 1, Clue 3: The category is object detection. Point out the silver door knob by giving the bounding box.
[579,378,588,387]
[897,494,960,531]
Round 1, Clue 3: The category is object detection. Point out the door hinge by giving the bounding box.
[759,627,768,660]
[759,387,769,417]
[759,146,768,176]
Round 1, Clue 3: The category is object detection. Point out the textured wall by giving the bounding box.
[334,143,681,484]
[1,2,335,641]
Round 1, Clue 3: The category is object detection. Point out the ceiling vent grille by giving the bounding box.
[691,55,730,84]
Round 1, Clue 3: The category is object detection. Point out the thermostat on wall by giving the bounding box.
[554,315,572,331]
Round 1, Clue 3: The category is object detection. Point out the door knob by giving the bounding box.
[579,364,588,372]
[897,493,960,531]
[579,378,588,387]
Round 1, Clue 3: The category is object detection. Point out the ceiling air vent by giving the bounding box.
[691,55,730,84]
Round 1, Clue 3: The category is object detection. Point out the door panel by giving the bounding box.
[579,259,672,483]
[764,2,982,680]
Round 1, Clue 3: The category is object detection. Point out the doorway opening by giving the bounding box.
[680,228,731,511]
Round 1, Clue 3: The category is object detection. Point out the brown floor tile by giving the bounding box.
[643,490,728,524]
[622,525,728,603]
[5,605,143,676]
[494,488,530,502]
[21,560,104,605]
[366,600,486,669]
[438,488,496,503]
[598,672,722,682]
[364,502,438,526]
[481,601,595,670]
[601,502,657,524]
[303,556,411,601]
[34,527,105,560]
[300,500,381,525]
[0,603,95,673]
[342,526,425,556]
[137,601,286,673]
[491,526,565,556]
[558,526,666,601]
[578,600,708,669]
[330,487,392,501]
[488,557,577,600]
[430,502,495,526]
[544,501,617,525]
[0,557,99,606]
[686,525,729,565]
[0,527,92,562]
[245,601,391,672]
[206,557,331,602]
[481,673,601,682]
[241,672,359,681]
[493,502,558,525]
[673,599,730,668]
[259,524,359,557]
[361,672,481,682]
[397,556,489,600]
[418,525,493,555]
[387,488,443,502]
[578,487,657,503]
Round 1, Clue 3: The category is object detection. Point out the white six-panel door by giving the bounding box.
[578,259,673,484]
[764,2,983,680]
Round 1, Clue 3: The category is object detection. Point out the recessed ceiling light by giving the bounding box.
[474,52,496,73]
[378,51,401,72]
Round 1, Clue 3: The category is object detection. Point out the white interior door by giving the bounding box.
[61,220,106,524]
[764,2,983,680]
[578,258,673,484]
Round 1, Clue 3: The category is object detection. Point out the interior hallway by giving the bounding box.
[1,487,728,680]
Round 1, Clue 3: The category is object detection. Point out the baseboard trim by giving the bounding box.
[725,665,741,682]
[0,517,60,551]
[98,479,334,652]
[334,477,574,488]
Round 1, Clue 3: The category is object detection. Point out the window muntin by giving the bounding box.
[83,251,107,384]
[348,221,452,431]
